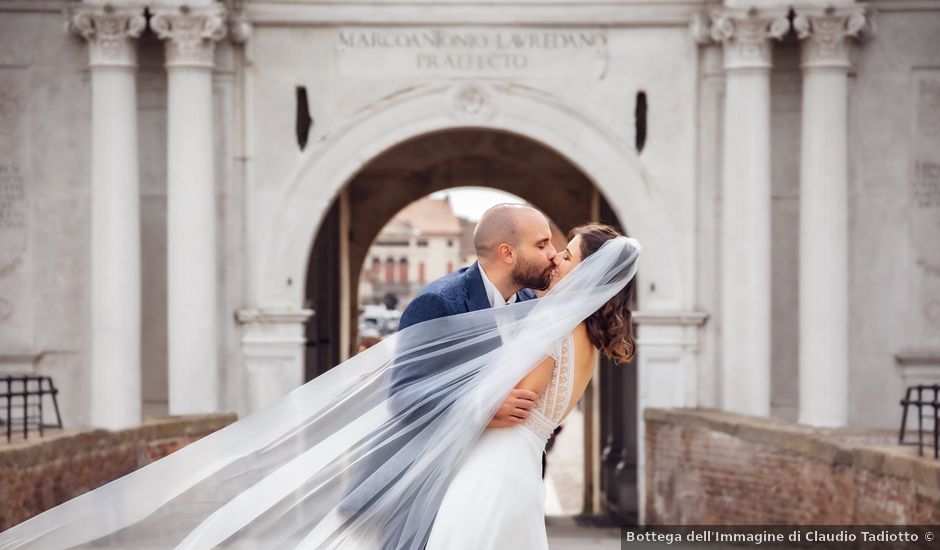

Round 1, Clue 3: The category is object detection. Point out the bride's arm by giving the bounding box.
[485,355,554,428]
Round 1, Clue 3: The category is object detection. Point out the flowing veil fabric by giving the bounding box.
[0,236,640,550]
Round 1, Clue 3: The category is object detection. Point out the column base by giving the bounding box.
[237,308,314,414]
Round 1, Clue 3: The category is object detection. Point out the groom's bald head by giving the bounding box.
[473,204,545,261]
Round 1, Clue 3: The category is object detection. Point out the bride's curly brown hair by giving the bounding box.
[569,223,637,364]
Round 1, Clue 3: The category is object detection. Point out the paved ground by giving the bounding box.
[547,518,621,549]
[544,405,624,549]
[544,404,585,515]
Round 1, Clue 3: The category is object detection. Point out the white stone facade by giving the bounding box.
[1,0,939,521]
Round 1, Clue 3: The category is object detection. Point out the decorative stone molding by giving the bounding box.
[228,11,252,44]
[895,351,940,389]
[633,310,709,327]
[449,83,496,122]
[793,6,868,70]
[68,5,146,68]
[235,307,315,326]
[689,12,713,46]
[150,4,227,69]
[709,8,790,70]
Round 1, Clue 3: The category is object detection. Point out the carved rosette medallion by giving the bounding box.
[449,83,496,122]
[150,5,227,69]
[69,6,146,68]
[710,8,790,71]
[793,7,868,70]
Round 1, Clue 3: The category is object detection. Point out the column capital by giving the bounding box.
[228,11,253,44]
[710,7,790,71]
[793,6,869,70]
[150,4,227,69]
[68,5,146,68]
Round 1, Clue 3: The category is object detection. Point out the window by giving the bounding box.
[418,261,426,284]
[295,86,312,151]
[399,258,409,283]
[417,239,429,247]
[385,258,395,283]
[635,91,648,153]
[447,239,454,247]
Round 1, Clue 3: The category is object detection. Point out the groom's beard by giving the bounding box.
[512,256,554,291]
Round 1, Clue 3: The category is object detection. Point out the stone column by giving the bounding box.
[794,6,867,427]
[70,6,146,430]
[710,8,789,417]
[150,4,226,414]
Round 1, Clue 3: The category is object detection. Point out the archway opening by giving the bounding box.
[303,129,639,522]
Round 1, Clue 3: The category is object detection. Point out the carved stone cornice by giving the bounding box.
[150,5,227,69]
[793,6,868,70]
[68,5,146,68]
[710,8,791,71]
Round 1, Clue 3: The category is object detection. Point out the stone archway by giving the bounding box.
[243,82,696,524]
[303,129,613,377]
[258,82,680,309]
[304,128,638,520]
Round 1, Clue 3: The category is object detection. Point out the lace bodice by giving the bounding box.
[521,333,575,442]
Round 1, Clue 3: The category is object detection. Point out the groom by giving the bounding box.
[338,204,558,548]
[399,203,558,425]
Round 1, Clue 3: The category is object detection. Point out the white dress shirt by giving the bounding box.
[478,263,518,308]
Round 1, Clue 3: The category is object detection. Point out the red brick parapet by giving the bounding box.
[644,408,940,525]
[0,414,236,530]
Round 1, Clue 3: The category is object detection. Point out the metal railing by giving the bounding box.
[898,384,939,459]
[1,375,63,443]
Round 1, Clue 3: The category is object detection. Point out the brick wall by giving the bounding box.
[0,414,236,530]
[645,408,940,524]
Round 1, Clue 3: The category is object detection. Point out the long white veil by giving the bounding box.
[0,236,641,550]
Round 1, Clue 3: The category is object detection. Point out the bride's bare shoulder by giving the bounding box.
[571,322,593,352]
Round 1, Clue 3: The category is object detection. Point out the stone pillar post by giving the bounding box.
[70,5,146,429]
[710,7,790,416]
[794,6,867,427]
[150,4,227,414]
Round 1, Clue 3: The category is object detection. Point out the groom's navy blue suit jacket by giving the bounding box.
[392,261,536,405]
[399,261,536,330]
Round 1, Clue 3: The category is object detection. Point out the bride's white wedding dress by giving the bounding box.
[426,333,575,550]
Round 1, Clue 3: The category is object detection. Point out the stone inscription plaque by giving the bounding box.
[911,71,940,332]
[0,71,29,336]
[335,27,608,78]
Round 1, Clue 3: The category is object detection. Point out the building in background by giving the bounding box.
[359,197,463,311]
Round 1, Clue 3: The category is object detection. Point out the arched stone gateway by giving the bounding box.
[239,83,706,521]
[263,82,682,307]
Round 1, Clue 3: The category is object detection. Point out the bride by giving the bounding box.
[0,223,640,550]
[426,223,636,550]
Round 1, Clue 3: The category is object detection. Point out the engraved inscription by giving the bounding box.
[0,163,27,277]
[335,28,608,78]
[913,161,940,209]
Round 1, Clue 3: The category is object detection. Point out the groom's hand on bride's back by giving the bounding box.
[490,388,537,426]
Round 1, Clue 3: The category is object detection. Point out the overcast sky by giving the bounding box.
[430,187,526,221]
